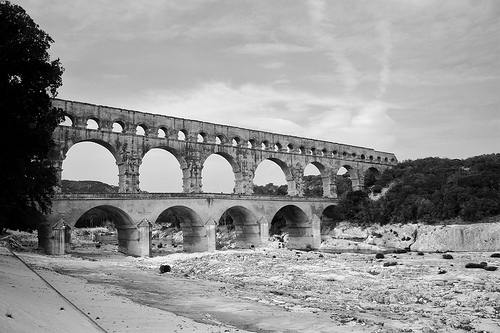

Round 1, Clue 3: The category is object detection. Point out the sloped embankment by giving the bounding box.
[322,221,500,252]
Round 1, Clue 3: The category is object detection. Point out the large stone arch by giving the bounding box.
[73,205,134,229]
[337,164,360,192]
[64,138,121,163]
[139,146,187,193]
[200,152,242,193]
[57,139,122,190]
[303,161,336,198]
[271,205,320,250]
[320,204,344,232]
[307,161,327,176]
[144,145,188,169]
[364,166,382,187]
[219,206,262,248]
[41,204,151,256]
[156,206,211,252]
[254,157,292,195]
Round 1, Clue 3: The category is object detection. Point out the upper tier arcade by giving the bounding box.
[51,98,397,197]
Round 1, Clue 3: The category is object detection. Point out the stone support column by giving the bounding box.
[205,219,216,252]
[287,166,304,196]
[182,151,203,193]
[323,172,338,198]
[117,143,142,193]
[234,163,255,195]
[258,216,269,246]
[73,116,87,130]
[311,214,321,250]
[43,219,70,255]
[286,215,321,251]
[49,145,65,193]
[182,219,216,252]
[352,169,364,191]
[135,219,152,257]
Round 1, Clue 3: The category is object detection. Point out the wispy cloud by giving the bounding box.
[134,81,396,151]
[17,0,500,163]
[375,20,392,98]
[231,43,312,55]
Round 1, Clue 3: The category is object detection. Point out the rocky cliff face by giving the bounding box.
[321,221,500,252]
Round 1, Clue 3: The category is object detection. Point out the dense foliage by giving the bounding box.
[340,154,500,225]
[253,183,288,196]
[253,174,352,198]
[0,2,64,231]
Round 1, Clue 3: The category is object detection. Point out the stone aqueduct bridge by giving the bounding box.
[42,99,398,256]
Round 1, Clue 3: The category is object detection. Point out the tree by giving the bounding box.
[0,1,64,231]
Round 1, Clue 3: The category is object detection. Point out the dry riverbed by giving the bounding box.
[9,240,500,333]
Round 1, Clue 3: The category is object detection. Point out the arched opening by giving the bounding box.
[299,146,305,154]
[303,163,323,197]
[197,132,206,143]
[232,137,240,146]
[86,118,99,130]
[60,115,73,126]
[320,205,344,235]
[247,139,256,149]
[287,144,293,153]
[215,136,223,145]
[202,154,235,193]
[112,122,124,133]
[139,148,183,193]
[153,206,205,252]
[261,140,269,150]
[136,125,146,136]
[62,141,118,189]
[336,166,353,198]
[157,127,167,138]
[253,159,288,195]
[71,205,134,255]
[217,206,259,249]
[274,142,282,151]
[364,167,382,194]
[270,205,310,249]
[153,209,183,251]
[177,130,186,141]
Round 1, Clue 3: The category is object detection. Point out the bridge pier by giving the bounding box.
[117,219,152,257]
[39,219,72,255]
[182,220,216,252]
[286,215,321,250]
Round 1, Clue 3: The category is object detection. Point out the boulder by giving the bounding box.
[159,264,171,274]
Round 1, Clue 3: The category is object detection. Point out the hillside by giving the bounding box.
[341,153,500,225]
[61,180,119,194]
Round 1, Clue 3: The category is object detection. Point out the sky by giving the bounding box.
[13,0,500,192]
